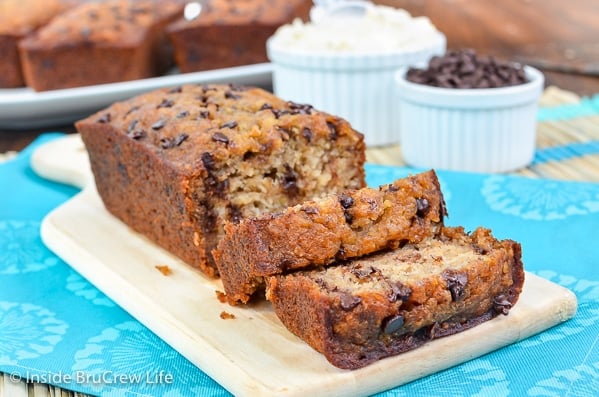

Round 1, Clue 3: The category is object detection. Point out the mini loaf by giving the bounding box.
[167,0,312,72]
[0,0,68,88]
[213,170,447,304]
[76,84,366,277]
[265,226,525,369]
[18,0,184,91]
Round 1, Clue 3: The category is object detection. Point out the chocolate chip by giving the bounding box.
[168,86,182,93]
[227,83,246,92]
[281,164,299,197]
[443,271,468,301]
[117,162,129,183]
[126,119,138,133]
[302,127,312,142]
[201,152,215,170]
[176,111,190,118]
[227,204,243,224]
[338,194,354,209]
[124,106,140,116]
[338,194,354,224]
[197,110,210,119]
[406,49,528,89]
[387,184,399,192]
[201,84,217,93]
[220,121,238,129]
[175,133,189,146]
[416,198,430,217]
[211,132,229,144]
[97,113,111,123]
[287,101,314,115]
[157,98,174,109]
[271,109,290,119]
[301,206,319,215]
[350,265,375,279]
[159,138,173,149]
[336,246,346,260]
[160,133,188,149]
[493,294,512,315]
[339,293,361,311]
[473,244,489,255]
[224,91,240,99]
[327,121,338,140]
[151,119,166,130]
[388,282,412,302]
[128,129,146,140]
[259,103,273,111]
[383,314,405,334]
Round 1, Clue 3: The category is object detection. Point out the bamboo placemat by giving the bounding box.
[1,86,598,397]
[366,86,599,182]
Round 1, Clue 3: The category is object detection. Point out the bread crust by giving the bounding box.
[0,0,68,88]
[214,170,447,303]
[167,0,312,72]
[18,0,184,91]
[265,226,525,369]
[77,84,365,277]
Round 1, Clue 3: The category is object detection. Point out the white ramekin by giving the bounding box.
[395,65,544,173]
[266,35,446,147]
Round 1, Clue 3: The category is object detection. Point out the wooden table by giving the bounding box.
[378,0,599,96]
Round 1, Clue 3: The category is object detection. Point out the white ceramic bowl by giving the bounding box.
[266,35,446,147]
[395,65,544,173]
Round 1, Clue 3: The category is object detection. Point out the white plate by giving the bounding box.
[0,63,273,130]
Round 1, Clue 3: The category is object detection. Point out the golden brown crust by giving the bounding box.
[18,0,184,91]
[213,170,446,304]
[77,84,365,277]
[265,226,525,369]
[0,0,68,88]
[167,0,312,72]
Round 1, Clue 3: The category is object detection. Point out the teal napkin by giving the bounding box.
[1,133,598,396]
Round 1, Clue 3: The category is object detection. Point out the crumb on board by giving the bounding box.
[215,290,227,303]
[155,265,172,276]
[220,311,236,320]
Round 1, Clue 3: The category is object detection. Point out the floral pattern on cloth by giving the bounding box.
[0,221,59,275]
[0,135,597,397]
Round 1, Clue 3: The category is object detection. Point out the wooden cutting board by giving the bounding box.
[32,135,578,397]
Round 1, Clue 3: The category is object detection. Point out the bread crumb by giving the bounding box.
[155,265,172,276]
[215,290,227,303]
[220,311,236,320]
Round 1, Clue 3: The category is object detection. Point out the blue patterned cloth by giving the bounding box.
[1,133,598,397]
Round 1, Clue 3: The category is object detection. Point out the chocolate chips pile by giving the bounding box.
[406,49,528,89]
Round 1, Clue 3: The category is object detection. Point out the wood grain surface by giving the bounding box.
[376,0,599,95]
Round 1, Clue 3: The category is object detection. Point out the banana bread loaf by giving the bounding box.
[0,0,68,88]
[213,170,446,304]
[18,0,184,91]
[265,226,525,369]
[76,84,366,277]
[167,0,312,72]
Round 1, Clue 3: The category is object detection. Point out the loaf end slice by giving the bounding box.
[77,84,365,277]
[214,170,446,304]
[265,226,525,369]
